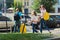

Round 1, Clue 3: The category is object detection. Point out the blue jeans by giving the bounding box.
[40,19,50,33]
[32,23,38,33]
[14,20,21,32]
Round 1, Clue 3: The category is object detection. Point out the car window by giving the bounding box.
[50,15,60,20]
[56,16,60,18]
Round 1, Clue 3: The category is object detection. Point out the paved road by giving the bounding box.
[26,25,60,37]
[26,25,60,33]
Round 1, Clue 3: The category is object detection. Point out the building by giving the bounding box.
[23,0,33,13]
[0,0,33,13]
[14,0,33,13]
[54,0,60,13]
[0,0,14,9]
[0,0,14,12]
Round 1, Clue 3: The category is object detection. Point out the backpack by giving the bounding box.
[14,12,20,21]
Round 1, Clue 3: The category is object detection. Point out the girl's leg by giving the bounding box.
[40,19,44,33]
[44,21,51,33]
[32,23,35,33]
[32,24,38,33]
[35,24,38,33]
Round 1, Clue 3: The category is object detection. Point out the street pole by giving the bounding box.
[17,1,18,7]
[4,0,6,13]
[4,0,8,32]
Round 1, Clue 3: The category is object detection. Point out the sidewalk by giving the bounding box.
[26,26,60,39]
[26,26,60,34]
[45,28,60,40]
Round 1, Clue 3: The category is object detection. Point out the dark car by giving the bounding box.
[54,15,60,27]
[46,15,60,28]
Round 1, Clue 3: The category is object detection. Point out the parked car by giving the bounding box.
[46,15,60,28]
[53,15,60,27]
[7,8,14,13]
[0,16,14,28]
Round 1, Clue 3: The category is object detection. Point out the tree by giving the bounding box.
[14,0,22,9]
[40,0,57,12]
[31,0,57,13]
[31,0,41,13]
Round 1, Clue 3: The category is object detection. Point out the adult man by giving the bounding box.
[14,8,22,32]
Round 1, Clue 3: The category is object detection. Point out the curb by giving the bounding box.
[45,37,60,40]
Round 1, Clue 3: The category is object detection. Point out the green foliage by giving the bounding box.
[31,0,41,13]
[31,0,57,13]
[40,0,57,12]
[6,0,22,9]
[0,33,52,40]
[14,1,22,9]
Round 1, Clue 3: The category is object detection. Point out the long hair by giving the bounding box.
[34,11,37,16]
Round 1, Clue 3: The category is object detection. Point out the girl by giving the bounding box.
[31,11,39,33]
[39,5,51,33]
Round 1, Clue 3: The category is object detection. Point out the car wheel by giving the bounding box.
[56,24,60,28]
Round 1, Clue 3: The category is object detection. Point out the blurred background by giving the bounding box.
[0,0,60,32]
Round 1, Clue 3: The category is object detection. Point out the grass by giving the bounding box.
[0,33,52,40]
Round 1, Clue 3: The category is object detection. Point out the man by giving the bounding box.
[14,8,23,32]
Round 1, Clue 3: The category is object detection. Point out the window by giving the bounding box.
[58,8,60,13]
[24,2,26,6]
[58,0,60,5]
[31,0,33,5]
[24,2,29,6]
[27,2,29,6]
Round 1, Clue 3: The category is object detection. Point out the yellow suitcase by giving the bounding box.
[20,23,26,33]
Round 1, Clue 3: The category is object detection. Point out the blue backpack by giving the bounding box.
[14,12,20,21]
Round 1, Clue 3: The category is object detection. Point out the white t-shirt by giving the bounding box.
[40,9,46,18]
[31,16,38,24]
